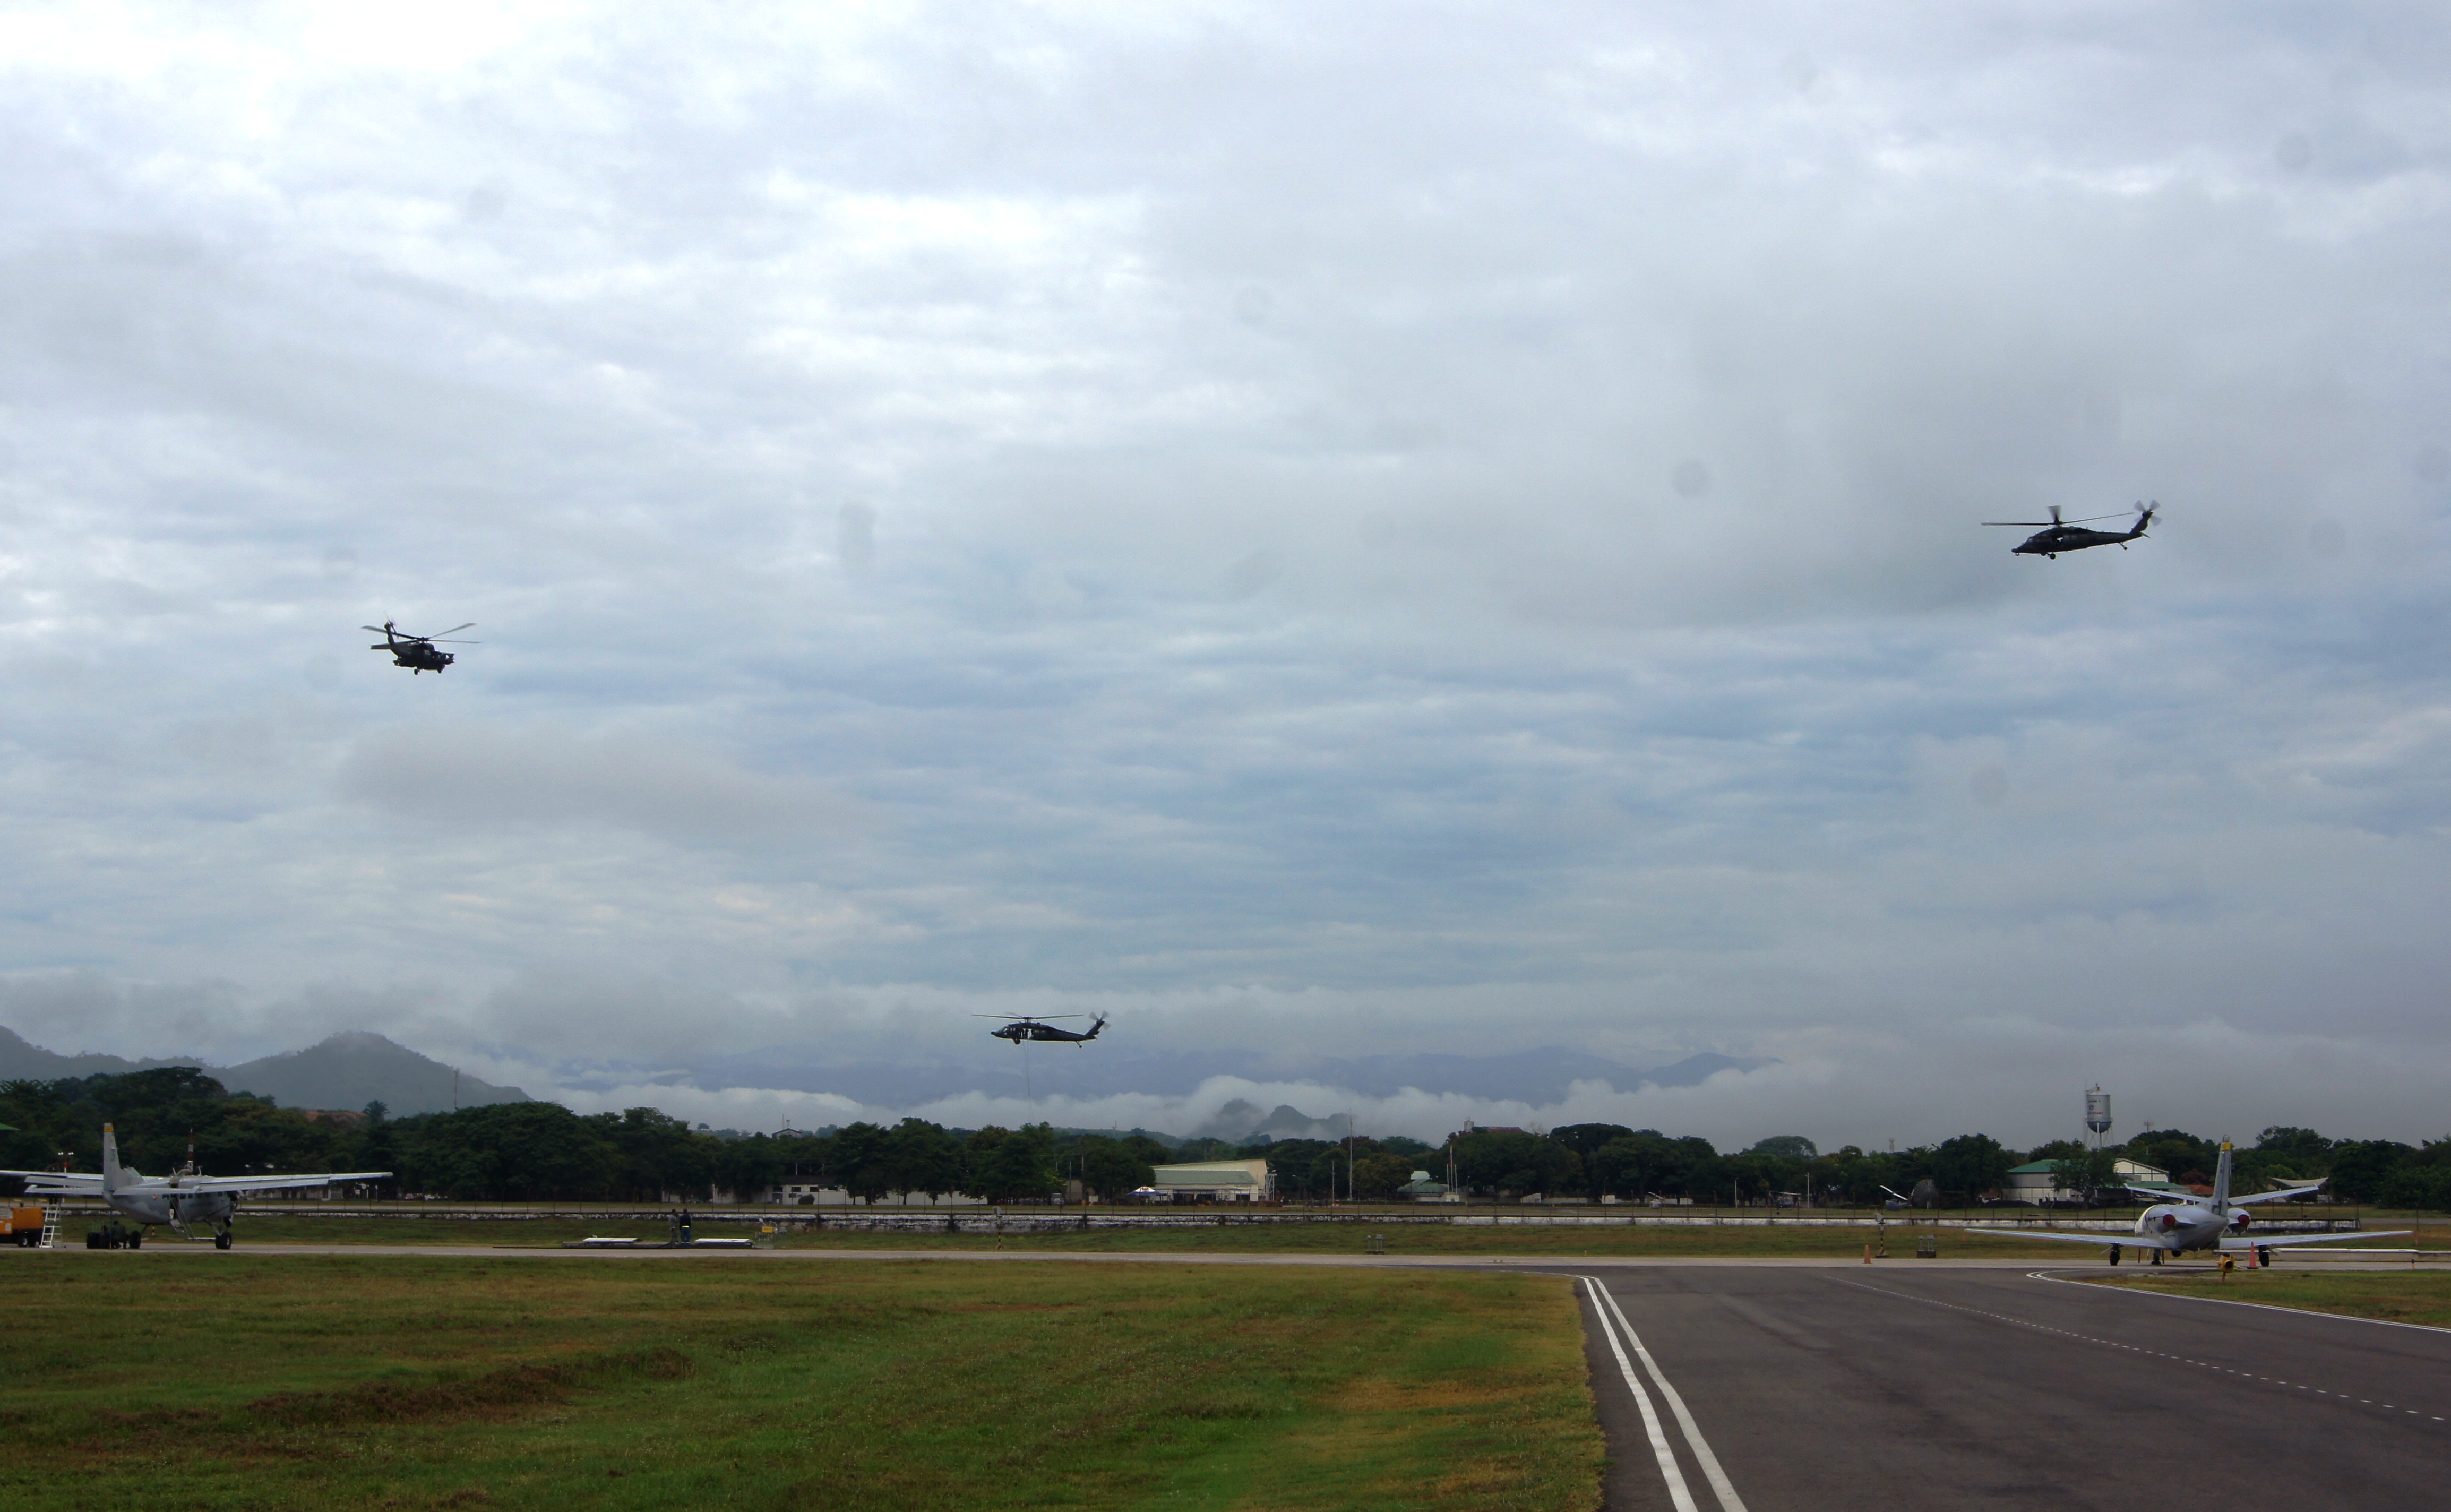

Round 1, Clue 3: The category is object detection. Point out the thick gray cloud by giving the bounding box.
[2,4,2448,1147]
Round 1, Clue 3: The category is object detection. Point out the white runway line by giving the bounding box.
[1580,1275,1749,1512]
[1580,1276,1697,1512]
[2026,1267,2451,1338]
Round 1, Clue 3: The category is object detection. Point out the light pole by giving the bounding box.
[1344,1114,1354,1204]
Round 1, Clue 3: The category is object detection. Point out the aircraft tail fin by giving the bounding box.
[1085,1015,1106,1042]
[101,1124,124,1193]
[2212,1142,2233,1209]
[2130,502,2156,537]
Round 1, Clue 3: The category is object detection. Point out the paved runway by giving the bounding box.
[1567,1266,2450,1511]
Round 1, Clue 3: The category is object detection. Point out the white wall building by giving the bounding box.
[1147,1159,1274,1202]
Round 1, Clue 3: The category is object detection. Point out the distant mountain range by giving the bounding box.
[0,1028,528,1116]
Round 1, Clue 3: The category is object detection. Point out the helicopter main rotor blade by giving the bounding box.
[1982,513,2127,527]
[432,623,476,637]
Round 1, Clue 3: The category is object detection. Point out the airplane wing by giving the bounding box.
[1,1171,102,1189]
[2228,1182,2326,1207]
[1966,1227,2179,1251]
[2222,1230,2412,1250]
[159,1171,391,1193]
[2126,1185,2207,1205]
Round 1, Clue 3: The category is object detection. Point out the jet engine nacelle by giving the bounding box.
[2228,1209,2252,1233]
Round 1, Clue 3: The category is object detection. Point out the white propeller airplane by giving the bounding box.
[3,1124,389,1250]
[1970,1142,2407,1266]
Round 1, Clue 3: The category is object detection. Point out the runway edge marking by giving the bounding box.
[1577,1276,1699,1512]
[1580,1275,1750,1512]
[2025,1268,2451,1339]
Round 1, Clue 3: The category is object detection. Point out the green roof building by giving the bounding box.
[2001,1156,2173,1206]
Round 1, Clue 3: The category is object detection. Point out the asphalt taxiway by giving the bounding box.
[1569,1266,2449,1511]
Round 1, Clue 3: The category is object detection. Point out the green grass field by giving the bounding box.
[2086,1270,2451,1328]
[0,1256,1602,1511]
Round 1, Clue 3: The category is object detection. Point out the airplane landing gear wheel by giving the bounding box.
[2108,1244,2122,1266]
[214,1231,232,1250]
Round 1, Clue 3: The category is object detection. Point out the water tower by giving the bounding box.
[2084,1086,2113,1151]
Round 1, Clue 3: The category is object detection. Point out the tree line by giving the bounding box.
[1262,1122,2451,1209]
[0,1069,1166,1204]
[1459,1122,2451,1209]
[5,1069,2449,1209]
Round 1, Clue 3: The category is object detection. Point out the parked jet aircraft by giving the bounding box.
[2,1125,388,1249]
[1968,1142,2407,1265]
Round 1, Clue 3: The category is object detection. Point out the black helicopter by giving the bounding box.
[1984,502,2157,559]
[977,1013,1107,1046]
[365,620,478,673]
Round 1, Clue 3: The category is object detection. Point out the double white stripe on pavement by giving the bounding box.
[1577,1275,1748,1512]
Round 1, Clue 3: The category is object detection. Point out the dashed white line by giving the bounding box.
[1823,1275,2443,1430]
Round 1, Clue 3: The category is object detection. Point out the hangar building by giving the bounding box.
[1147,1158,1274,1202]
[2000,1156,2176,1206]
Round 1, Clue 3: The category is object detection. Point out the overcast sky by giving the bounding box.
[2,2,2447,1148]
